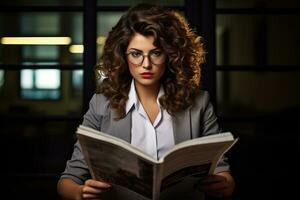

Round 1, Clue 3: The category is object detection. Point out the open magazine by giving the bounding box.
[76,125,238,200]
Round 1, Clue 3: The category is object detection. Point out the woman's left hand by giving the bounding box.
[199,171,235,198]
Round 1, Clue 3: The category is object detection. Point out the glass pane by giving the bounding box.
[267,15,300,65]
[217,0,260,8]
[22,46,59,61]
[217,0,300,8]
[217,14,300,66]
[216,15,263,65]
[0,0,82,6]
[97,0,184,6]
[0,12,83,65]
[0,70,4,88]
[36,70,60,89]
[96,12,124,61]
[20,69,61,100]
[21,70,34,89]
[71,69,83,98]
[0,70,82,115]
[216,71,300,118]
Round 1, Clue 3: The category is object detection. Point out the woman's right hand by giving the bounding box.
[79,179,112,200]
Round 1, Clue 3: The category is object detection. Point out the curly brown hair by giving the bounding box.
[96,3,205,119]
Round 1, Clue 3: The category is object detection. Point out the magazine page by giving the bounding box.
[152,165,164,200]
[159,132,235,178]
[157,133,237,199]
[77,126,237,200]
[208,138,239,174]
[159,141,233,190]
[77,126,159,199]
[160,132,234,161]
[78,125,158,163]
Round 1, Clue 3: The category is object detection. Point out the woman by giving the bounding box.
[57,3,235,200]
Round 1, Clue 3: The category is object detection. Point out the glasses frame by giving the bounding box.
[125,50,166,66]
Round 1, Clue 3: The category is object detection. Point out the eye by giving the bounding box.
[129,51,142,58]
[150,50,162,57]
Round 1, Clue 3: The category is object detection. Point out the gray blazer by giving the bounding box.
[60,90,230,198]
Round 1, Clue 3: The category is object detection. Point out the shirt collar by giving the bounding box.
[126,80,138,114]
[125,80,165,114]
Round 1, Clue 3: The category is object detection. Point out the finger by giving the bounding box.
[82,192,102,199]
[85,179,111,189]
[200,180,228,197]
[81,185,110,200]
[202,181,228,191]
[82,186,104,195]
[202,175,226,184]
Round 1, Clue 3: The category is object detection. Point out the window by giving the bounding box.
[71,69,83,98]
[20,69,61,100]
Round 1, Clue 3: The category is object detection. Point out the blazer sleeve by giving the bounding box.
[60,94,107,184]
[200,91,220,136]
[200,91,231,173]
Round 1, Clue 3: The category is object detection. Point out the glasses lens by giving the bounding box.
[150,54,165,65]
[127,53,143,65]
[127,52,166,65]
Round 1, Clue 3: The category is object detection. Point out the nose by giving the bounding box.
[142,55,151,69]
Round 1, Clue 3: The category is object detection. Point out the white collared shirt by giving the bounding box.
[126,81,175,160]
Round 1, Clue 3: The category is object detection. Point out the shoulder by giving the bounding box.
[88,93,110,115]
[192,90,211,110]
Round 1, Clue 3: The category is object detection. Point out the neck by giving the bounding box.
[134,82,160,102]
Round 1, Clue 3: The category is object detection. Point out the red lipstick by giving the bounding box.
[140,72,153,79]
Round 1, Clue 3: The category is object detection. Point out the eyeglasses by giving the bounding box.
[126,49,166,66]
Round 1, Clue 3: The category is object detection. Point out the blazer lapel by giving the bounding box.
[109,109,132,143]
[107,107,191,145]
[172,109,191,144]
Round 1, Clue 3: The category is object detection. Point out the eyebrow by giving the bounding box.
[127,48,160,52]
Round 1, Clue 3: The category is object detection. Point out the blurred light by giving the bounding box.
[1,37,71,45]
[97,36,106,45]
[36,69,60,89]
[21,70,33,89]
[69,45,84,54]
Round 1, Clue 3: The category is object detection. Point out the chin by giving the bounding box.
[136,79,159,87]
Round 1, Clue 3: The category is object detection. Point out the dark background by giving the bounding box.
[0,0,299,199]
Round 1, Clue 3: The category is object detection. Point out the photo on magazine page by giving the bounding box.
[160,163,211,192]
[77,134,155,199]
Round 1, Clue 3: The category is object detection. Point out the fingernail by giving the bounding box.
[104,183,112,188]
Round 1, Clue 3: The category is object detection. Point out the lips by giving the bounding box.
[140,72,154,79]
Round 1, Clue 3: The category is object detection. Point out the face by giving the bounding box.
[126,33,166,90]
